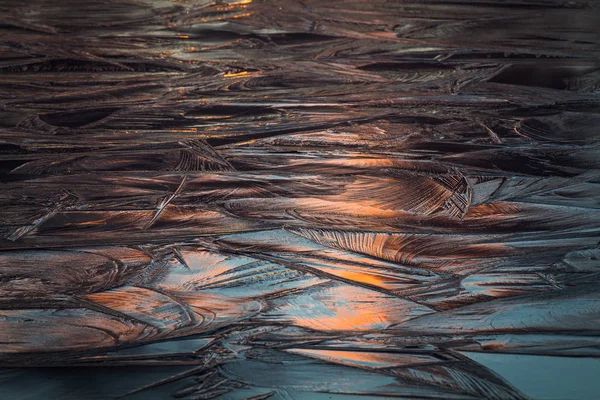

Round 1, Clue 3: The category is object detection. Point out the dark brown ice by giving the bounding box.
[1,1,600,399]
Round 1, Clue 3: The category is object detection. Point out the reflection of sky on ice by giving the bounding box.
[1,0,599,398]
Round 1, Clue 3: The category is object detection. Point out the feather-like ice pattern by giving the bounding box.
[0,247,151,301]
[1,0,600,399]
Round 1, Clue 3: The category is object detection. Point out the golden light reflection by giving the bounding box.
[273,284,426,332]
[224,71,250,78]
[287,348,433,369]
[318,267,393,289]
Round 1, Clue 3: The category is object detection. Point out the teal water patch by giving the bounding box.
[461,351,600,400]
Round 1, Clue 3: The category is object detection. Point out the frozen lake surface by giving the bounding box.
[1,1,599,399]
